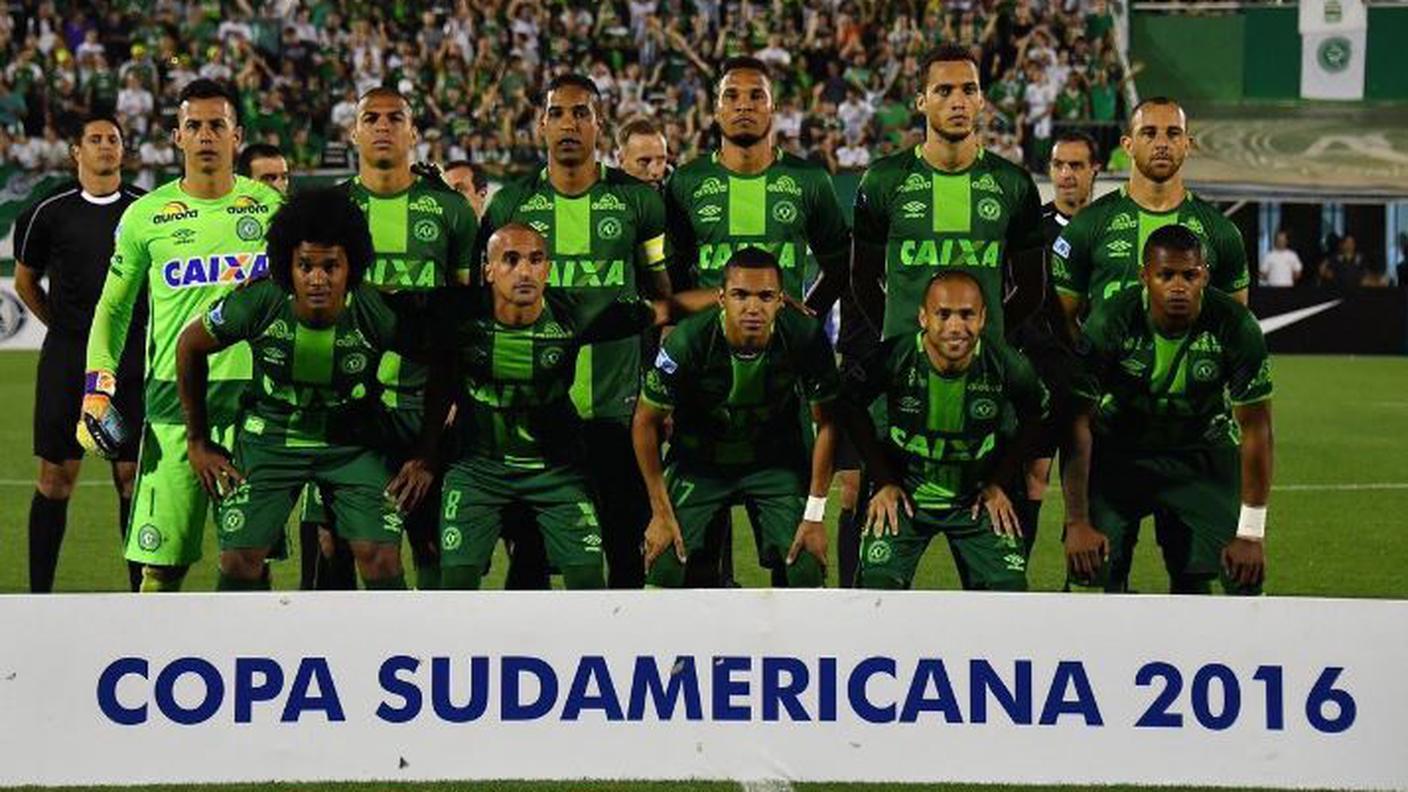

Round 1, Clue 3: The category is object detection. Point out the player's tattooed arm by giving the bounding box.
[1062,409,1106,581]
[632,399,686,569]
[176,319,243,499]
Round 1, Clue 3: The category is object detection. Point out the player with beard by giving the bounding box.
[478,74,673,589]
[665,56,851,586]
[1051,98,1249,590]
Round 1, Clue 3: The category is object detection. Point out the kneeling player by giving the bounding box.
[634,248,838,588]
[1065,225,1271,595]
[175,190,433,591]
[842,271,1048,591]
[425,224,712,590]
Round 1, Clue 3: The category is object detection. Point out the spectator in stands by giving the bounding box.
[836,131,871,171]
[1259,230,1304,288]
[1320,234,1365,291]
[615,116,670,186]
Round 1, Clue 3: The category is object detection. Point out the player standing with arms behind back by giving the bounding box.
[81,79,283,592]
[478,74,673,589]
[14,114,146,592]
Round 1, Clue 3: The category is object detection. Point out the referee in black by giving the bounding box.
[13,113,146,592]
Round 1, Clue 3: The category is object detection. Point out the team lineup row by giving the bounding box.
[20,46,1270,595]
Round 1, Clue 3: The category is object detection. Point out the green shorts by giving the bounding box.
[216,430,403,552]
[126,421,236,567]
[439,456,603,572]
[667,461,807,568]
[298,406,423,525]
[1085,444,1254,594]
[859,499,1028,591]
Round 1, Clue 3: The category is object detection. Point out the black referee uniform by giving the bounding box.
[15,181,146,591]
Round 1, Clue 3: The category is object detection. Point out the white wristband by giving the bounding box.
[1237,505,1267,540]
[804,495,827,523]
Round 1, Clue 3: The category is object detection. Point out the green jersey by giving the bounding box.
[340,175,479,411]
[86,176,284,425]
[640,306,840,469]
[664,149,850,296]
[1051,187,1251,313]
[201,280,415,447]
[480,165,668,420]
[432,288,658,469]
[844,336,1049,510]
[853,147,1043,341]
[1071,287,1272,453]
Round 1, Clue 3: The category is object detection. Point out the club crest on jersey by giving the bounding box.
[235,216,262,241]
[152,201,198,224]
[408,195,444,215]
[1192,359,1220,382]
[342,353,368,374]
[969,397,999,420]
[1108,213,1137,232]
[520,193,554,212]
[161,252,269,288]
[977,197,1002,222]
[540,346,565,368]
[901,200,927,219]
[597,217,623,240]
[899,173,930,193]
[973,174,1004,194]
[767,175,802,196]
[413,219,440,242]
[692,177,727,199]
[136,524,162,551]
[772,200,798,224]
[697,204,722,223]
[591,193,627,211]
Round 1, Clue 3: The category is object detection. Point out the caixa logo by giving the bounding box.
[162,253,268,288]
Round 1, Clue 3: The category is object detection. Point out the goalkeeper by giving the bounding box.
[80,79,283,592]
[174,189,433,590]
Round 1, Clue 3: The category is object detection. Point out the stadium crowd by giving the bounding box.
[0,0,1130,180]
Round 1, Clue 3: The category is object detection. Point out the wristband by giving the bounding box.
[804,495,827,523]
[1236,505,1267,540]
[85,369,117,397]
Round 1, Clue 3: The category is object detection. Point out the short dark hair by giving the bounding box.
[919,45,981,88]
[265,188,374,292]
[357,85,412,111]
[924,269,986,306]
[723,246,783,284]
[616,116,663,149]
[70,112,123,145]
[543,73,600,105]
[719,56,771,85]
[1142,223,1204,265]
[1128,96,1183,133]
[1052,129,1100,165]
[442,159,488,192]
[177,78,240,123]
[236,143,284,177]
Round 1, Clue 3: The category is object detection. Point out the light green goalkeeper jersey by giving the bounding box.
[85,176,284,425]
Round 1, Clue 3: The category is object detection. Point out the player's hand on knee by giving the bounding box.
[643,512,684,570]
[1221,537,1265,588]
[788,519,828,568]
[1064,520,1108,580]
[975,482,1021,538]
[865,484,911,538]
[76,370,128,459]
[187,438,243,499]
[386,457,435,512]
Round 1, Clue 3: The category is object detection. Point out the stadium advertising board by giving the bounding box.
[1253,288,1407,354]
[0,591,1404,788]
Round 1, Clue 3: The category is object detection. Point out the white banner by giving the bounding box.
[1,591,1405,788]
[1300,0,1368,100]
[0,276,46,350]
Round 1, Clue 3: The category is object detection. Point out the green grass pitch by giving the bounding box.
[0,352,1402,791]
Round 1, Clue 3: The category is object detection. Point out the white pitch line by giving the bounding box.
[740,781,795,792]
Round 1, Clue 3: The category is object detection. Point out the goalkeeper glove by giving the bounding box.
[76,370,129,459]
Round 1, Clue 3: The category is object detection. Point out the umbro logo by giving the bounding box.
[1107,239,1134,258]
[901,200,927,219]
[698,204,722,223]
